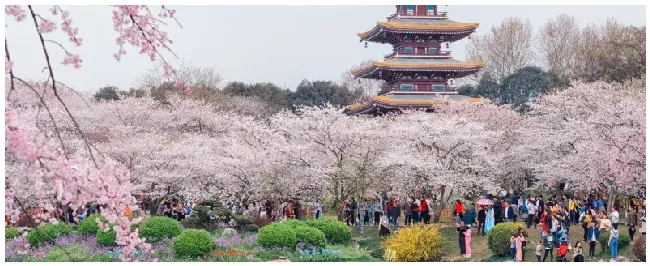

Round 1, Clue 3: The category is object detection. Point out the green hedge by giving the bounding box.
[280,219,308,228]
[258,223,297,249]
[27,222,73,246]
[97,228,117,247]
[140,216,182,242]
[6,227,20,240]
[172,229,216,258]
[77,214,106,235]
[295,226,327,249]
[599,229,632,252]
[486,222,526,257]
[305,219,351,244]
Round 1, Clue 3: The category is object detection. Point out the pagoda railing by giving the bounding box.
[384,50,452,59]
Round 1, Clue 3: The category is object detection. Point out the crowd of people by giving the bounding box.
[453,192,646,262]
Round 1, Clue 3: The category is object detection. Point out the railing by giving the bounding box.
[384,50,452,58]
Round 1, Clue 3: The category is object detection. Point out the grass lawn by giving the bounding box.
[324,211,633,262]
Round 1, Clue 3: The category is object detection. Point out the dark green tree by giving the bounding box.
[499,66,554,112]
[456,84,476,96]
[292,79,362,108]
[222,81,294,111]
[473,72,500,100]
[94,85,120,101]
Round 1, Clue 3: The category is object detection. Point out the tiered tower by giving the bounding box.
[346,5,484,115]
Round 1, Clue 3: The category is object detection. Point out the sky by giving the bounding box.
[5,5,646,92]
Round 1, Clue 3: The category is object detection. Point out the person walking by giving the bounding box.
[411,198,421,224]
[514,232,524,262]
[314,200,322,219]
[526,199,537,229]
[379,212,390,237]
[542,228,554,262]
[464,224,472,259]
[484,206,495,233]
[456,221,467,256]
[358,200,365,226]
[505,202,515,222]
[477,206,486,235]
[535,240,543,262]
[374,201,382,226]
[627,207,638,241]
[420,197,430,224]
[402,199,412,226]
[390,199,401,232]
[368,200,375,224]
[608,226,619,261]
[454,200,464,222]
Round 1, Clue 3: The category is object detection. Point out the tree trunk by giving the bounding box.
[607,185,615,212]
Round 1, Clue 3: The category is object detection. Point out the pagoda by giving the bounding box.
[345,5,484,115]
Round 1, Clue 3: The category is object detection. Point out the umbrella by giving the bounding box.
[477,198,493,205]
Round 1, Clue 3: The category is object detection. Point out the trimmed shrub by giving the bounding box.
[97,229,117,246]
[632,237,645,262]
[258,223,297,249]
[233,215,258,232]
[305,219,351,244]
[172,229,217,258]
[295,226,327,249]
[6,227,20,240]
[140,216,182,242]
[382,225,443,262]
[27,222,73,246]
[77,214,106,235]
[599,229,632,252]
[280,219,308,228]
[486,222,527,257]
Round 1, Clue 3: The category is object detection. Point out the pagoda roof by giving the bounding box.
[358,18,479,41]
[352,57,484,78]
[345,92,483,115]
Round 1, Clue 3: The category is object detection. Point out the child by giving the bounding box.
[464,225,472,259]
[556,240,569,262]
[573,241,584,262]
[536,240,543,262]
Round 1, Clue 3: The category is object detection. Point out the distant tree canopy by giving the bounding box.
[459,67,557,113]
[292,79,363,108]
[94,85,120,101]
[222,81,294,111]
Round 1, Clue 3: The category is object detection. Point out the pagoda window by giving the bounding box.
[431,84,446,91]
[406,5,414,15]
[427,5,435,15]
[400,84,414,91]
[428,48,438,54]
[404,47,414,54]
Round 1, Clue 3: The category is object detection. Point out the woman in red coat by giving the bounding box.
[420,197,430,224]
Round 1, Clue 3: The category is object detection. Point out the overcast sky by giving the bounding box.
[5,5,645,92]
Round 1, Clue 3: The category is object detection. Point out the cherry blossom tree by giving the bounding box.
[524,79,646,206]
[5,5,182,261]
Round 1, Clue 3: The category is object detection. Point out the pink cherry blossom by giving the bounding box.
[5,5,27,22]
[5,60,13,73]
[62,54,82,69]
[38,20,57,33]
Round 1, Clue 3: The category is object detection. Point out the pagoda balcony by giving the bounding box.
[384,50,452,59]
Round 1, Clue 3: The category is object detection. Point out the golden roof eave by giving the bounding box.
[358,21,479,38]
[351,61,485,76]
[346,96,484,111]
